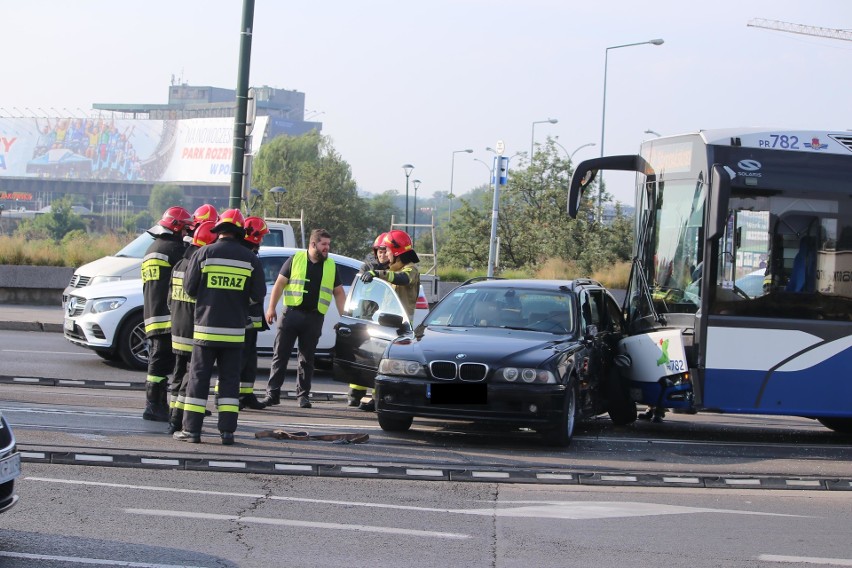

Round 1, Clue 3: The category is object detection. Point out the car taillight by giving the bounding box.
[416,294,429,310]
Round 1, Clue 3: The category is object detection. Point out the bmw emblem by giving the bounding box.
[455,353,466,360]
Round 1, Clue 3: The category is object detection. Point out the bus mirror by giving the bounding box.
[568,155,651,218]
[707,164,733,239]
[567,167,599,218]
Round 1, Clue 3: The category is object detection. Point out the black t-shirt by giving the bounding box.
[279,253,342,312]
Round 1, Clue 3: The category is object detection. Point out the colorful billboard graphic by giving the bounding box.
[0,116,268,184]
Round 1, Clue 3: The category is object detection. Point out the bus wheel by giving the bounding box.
[817,417,852,434]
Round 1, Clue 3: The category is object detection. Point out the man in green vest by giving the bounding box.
[261,229,346,409]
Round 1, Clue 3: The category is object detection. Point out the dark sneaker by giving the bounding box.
[220,432,235,445]
[240,394,267,410]
[298,397,312,409]
[261,391,281,406]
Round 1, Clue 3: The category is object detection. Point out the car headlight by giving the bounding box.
[496,367,556,384]
[89,276,122,286]
[378,358,426,377]
[90,297,127,313]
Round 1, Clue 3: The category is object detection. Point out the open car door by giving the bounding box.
[332,277,412,389]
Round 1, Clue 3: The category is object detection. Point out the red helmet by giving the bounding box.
[243,216,269,245]
[372,232,388,250]
[213,208,245,233]
[383,230,413,256]
[190,204,218,229]
[158,206,192,232]
[191,220,217,247]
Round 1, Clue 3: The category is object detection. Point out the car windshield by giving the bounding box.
[424,285,575,334]
[115,232,155,257]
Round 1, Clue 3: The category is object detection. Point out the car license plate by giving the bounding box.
[0,453,21,484]
[429,383,487,405]
[64,318,75,332]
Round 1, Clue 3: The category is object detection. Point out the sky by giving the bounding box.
[2,1,851,206]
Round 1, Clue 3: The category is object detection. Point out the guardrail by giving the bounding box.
[0,265,73,305]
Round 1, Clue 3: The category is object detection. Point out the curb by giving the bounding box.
[0,321,63,333]
[18,450,851,491]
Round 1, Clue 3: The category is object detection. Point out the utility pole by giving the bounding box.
[229,0,255,209]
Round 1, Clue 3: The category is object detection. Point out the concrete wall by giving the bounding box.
[0,265,73,305]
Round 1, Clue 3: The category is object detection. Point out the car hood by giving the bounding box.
[68,278,142,300]
[392,326,572,367]
[74,255,142,279]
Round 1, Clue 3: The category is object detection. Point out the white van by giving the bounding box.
[62,221,296,305]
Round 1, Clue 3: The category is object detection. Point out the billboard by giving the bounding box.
[0,115,268,184]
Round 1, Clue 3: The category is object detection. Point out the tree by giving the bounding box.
[148,184,185,219]
[252,133,370,257]
[14,196,87,241]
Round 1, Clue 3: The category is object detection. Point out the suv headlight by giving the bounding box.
[496,367,556,384]
[378,358,426,377]
[90,297,127,313]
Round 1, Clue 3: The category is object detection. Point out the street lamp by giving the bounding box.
[644,129,662,137]
[570,142,597,161]
[530,118,558,165]
[412,179,422,236]
[599,39,663,219]
[472,158,493,183]
[448,149,472,225]
[402,164,414,225]
[269,186,286,218]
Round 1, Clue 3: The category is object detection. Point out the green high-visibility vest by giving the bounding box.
[282,251,336,315]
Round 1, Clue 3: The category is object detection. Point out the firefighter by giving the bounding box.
[174,209,266,444]
[141,206,191,422]
[358,229,421,411]
[347,232,389,407]
[238,216,270,411]
[166,219,217,434]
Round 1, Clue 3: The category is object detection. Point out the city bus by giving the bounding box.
[568,129,852,432]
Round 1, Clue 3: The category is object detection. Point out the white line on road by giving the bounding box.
[0,550,208,567]
[1,349,93,355]
[125,508,471,540]
[759,554,852,565]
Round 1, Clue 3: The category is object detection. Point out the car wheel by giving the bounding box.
[377,412,413,432]
[542,378,578,447]
[606,369,637,425]
[117,311,149,371]
[818,417,852,434]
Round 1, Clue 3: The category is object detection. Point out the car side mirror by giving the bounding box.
[377,312,405,328]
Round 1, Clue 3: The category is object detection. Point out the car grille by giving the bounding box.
[428,361,489,382]
[66,297,87,317]
[68,274,92,289]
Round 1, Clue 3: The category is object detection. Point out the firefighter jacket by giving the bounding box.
[241,241,269,332]
[385,262,420,319]
[142,232,186,337]
[168,245,199,353]
[183,237,266,348]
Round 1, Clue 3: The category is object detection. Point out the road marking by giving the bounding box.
[26,477,811,521]
[125,508,471,539]
[759,554,852,566]
[0,550,206,567]
[1,349,92,355]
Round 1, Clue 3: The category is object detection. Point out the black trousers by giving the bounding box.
[239,329,259,396]
[182,343,242,434]
[170,351,191,410]
[266,309,323,399]
[147,334,174,384]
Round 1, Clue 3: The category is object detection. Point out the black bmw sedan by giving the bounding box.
[334,277,635,446]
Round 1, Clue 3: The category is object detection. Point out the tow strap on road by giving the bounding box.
[255,429,369,444]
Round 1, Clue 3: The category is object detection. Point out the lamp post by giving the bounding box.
[448,149,472,225]
[402,164,414,226]
[570,142,597,161]
[472,158,493,183]
[412,179,421,237]
[599,38,664,220]
[269,186,286,218]
[530,118,558,165]
[644,129,661,137]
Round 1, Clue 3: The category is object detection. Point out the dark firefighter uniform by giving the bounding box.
[178,232,265,443]
[239,269,269,409]
[141,226,187,421]
[166,242,199,432]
